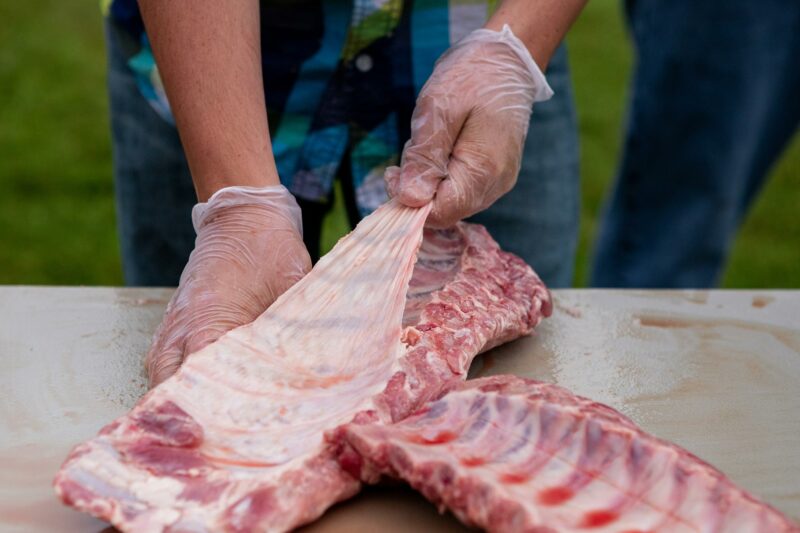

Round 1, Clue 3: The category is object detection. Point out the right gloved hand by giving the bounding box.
[144,185,312,387]
[386,25,552,228]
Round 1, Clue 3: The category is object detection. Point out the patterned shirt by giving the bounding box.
[106,0,500,215]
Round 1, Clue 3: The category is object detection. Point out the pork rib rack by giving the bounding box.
[53,201,551,532]
[337,375,798,533]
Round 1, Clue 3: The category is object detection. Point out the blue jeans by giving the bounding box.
[472,45,580,288]
[107,23,197,287]
[107,22,580,288]
[591,0,800,288]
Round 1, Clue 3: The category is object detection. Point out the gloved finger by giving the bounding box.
[147,300,247,388]
[145,336,186,387]
[394,91,469,207]
[425,157,479,228]
[182,321,232,362]
[395,150,445,207]
[271,232,313,292]
[384,166,401,199]
[426,102,527,227]
[143,290,193,387]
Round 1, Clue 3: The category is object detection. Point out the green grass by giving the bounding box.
[567,0,633,286]
[0,0,121,284]
[1,0,797,287]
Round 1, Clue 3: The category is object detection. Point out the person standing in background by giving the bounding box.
[591,0,800,288]
[104,0,586,385]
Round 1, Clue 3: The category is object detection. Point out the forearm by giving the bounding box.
[138,0,279,201]
[485,0,587,70]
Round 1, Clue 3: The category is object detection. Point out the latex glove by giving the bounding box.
[386,25,553,228]
[145,185,311,387]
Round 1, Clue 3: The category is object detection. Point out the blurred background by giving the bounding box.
[1,0,798,287]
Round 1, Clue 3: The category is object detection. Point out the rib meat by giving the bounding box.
[337,375,798,532]
[53,201,551,532]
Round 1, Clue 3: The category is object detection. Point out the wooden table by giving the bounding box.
[1,287,798,531]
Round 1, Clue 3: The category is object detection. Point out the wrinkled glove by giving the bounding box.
[145,185,311,387]
[386,25,553,228]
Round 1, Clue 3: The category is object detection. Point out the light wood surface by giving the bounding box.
[1,287,797,531]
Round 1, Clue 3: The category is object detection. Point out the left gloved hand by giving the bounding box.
[386,25,552,228]
[144,185,312,387]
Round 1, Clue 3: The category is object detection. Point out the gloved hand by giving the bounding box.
[386,25,553,228]
[145,185,312,387]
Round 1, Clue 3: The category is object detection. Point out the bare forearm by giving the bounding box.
[485,0,587,70]
[138,0,279,201]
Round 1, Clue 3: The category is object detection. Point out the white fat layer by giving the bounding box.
[61,201,433,529]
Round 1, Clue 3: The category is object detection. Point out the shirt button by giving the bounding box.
[355,54,373,73]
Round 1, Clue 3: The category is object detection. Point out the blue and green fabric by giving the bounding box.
[106,0,500,216]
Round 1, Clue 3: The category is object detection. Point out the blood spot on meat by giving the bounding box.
[133,401,203,448]
[537,486,574,505]
[337,446,364,479]
[581,510,619,528]
[459,456,485,467]
[412,430,457,445]
[499,471,530,484]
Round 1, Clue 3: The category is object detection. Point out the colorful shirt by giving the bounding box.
[106,0,499,215]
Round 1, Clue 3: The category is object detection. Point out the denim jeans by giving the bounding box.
[471,45,580,288]
[591,0,800,288]
[107,23,197,287]
[107,22,580,288]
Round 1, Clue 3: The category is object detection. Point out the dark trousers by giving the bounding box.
[591,0,800,287]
